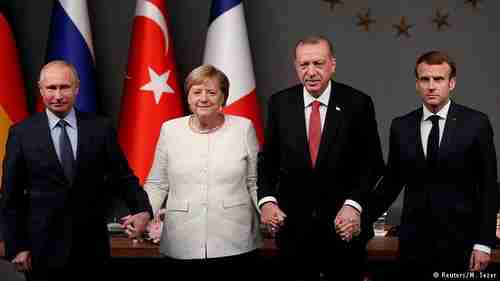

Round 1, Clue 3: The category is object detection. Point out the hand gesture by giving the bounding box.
[469,249,490,272]
[12,250,31,272]
[261,202,286,236]
[121,211,151,240]
[334,205,361,242]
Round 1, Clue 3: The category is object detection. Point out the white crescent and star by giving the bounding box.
[132,0,175,104]
[136,0,169,55]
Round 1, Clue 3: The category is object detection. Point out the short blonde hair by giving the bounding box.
[39,60,80,87]
[184,65,229,106]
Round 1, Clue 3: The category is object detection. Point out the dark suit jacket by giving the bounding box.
[258,81,384,250]
[368,102,498,265]
[1,111,152,268]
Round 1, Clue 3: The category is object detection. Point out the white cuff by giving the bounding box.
[473,244,491,254]
[344,199,362,213]
[258,196,278,209]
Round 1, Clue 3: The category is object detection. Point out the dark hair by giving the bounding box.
[414,51,456,79]
[295,35,335,58]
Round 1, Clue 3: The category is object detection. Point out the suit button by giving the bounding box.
[312,210,317,219]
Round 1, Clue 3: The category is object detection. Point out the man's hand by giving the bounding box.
[334,205,361,242]
[469,249,490,272]
[260,202,286,236]
[121,211,151,240]
[147,209,166,244]
[12,251,31,272]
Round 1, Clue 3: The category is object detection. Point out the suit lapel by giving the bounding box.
[315,82,343,168]
[438,102,459,164]
[33,112,67,182]
[289,89,312,168]
[411,109,427,170]
[74,111,90,181]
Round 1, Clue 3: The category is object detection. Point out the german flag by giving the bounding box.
[0,3,28,184]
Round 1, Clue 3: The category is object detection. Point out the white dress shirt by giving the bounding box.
[420,100,490,254]
[420,101,449,157]
[258,81,362,213]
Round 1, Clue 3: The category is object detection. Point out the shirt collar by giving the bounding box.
[46,108,77,129]
[303,81,331,108]
[422,100,451,121]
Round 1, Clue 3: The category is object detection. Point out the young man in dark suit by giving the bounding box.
[368,51,498,280]
[2,60,153,281]
[257,36,385,281]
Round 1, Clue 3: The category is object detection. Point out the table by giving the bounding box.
[2,237,499,281]
[2,236,500,262]
[109,236,500,263]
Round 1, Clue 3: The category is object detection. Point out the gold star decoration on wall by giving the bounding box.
[393,16,413,38]
[317,0,485,38]
[356,9,376,32]
[322,0,344,12]
[465,0,482,9]
[432,9,450,31]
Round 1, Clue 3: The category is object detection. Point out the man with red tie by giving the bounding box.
[258,36,384,281]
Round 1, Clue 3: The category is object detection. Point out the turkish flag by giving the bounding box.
[118,0,184,185]
[0,8,28,184]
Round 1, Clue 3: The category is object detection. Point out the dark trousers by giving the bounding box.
[394,240,479,281]
[25,253,109,281]
[276,220,366,281]
[395,251,484,281]
[164,250,259,281]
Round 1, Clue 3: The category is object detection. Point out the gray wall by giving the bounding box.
[6,0,500,222]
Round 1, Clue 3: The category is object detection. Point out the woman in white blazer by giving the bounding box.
[143,65,261,279]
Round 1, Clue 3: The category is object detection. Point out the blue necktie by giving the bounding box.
[57,119,75,182]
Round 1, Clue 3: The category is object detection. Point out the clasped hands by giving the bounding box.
[260,202,360,242]
[260,202,287,236]
[120,211,151,241]
[334,205,361,242]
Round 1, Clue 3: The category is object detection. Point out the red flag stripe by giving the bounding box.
[0,13,28,122]
[118,0,184,185]
[222,90,264,145]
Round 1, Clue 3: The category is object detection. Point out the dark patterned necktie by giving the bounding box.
[426,115,440,168]
[57,119,75,182]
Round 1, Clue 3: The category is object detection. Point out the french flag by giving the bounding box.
[37,0,97,112]
[204,0,264,145]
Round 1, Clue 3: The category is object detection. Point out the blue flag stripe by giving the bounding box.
[209,0,241,24]
[46,0,97,112]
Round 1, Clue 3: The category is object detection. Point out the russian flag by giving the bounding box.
[204,0,264,145]
[36,0,97,112]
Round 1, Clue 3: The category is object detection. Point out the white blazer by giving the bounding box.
[144,115,262,259]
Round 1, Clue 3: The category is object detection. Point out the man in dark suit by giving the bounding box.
[258,36,384,281]
[368,51,498,280]
[1,60,153,281]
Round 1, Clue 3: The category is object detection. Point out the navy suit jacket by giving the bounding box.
[1,111,152,268]
[368,102,498,263]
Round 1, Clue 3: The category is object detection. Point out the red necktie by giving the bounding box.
[309,101,321,167]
